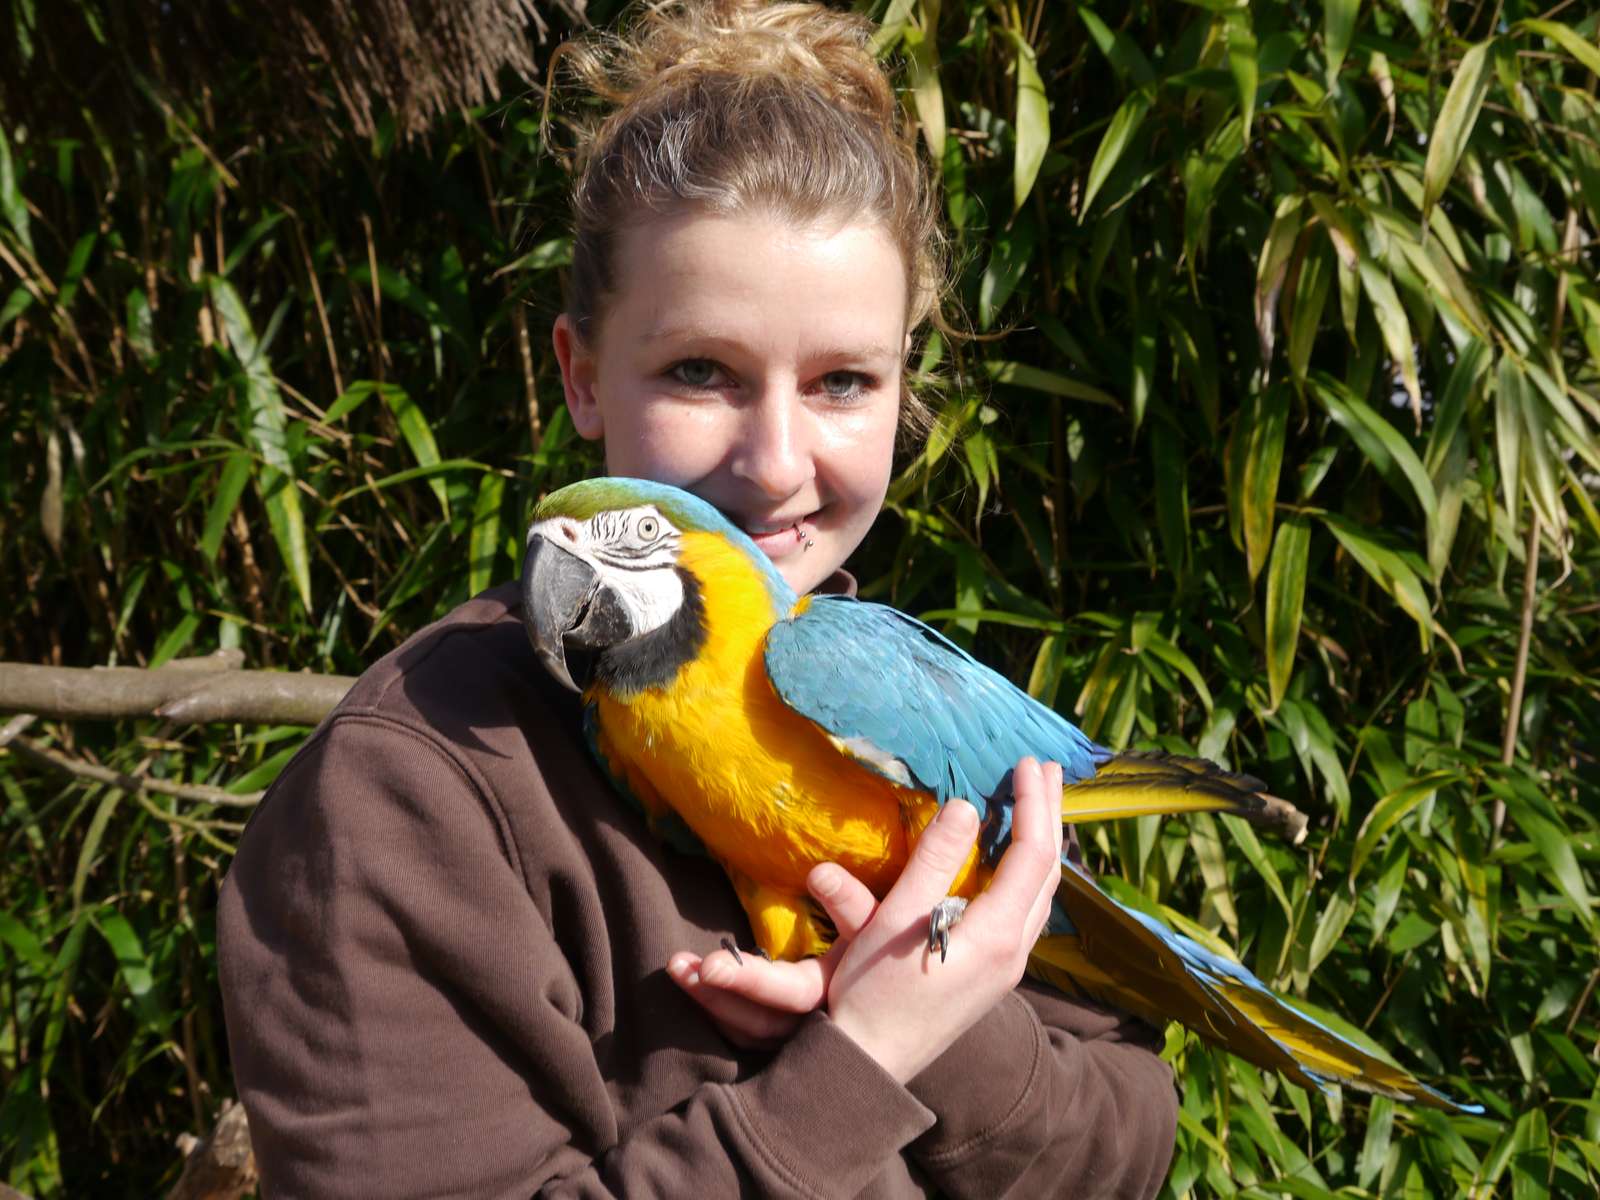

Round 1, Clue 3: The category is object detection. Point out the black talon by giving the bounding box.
[718,938,771,965]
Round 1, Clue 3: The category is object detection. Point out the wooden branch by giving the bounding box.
[7,734,264,807]
[169,1099,258,1200]
[0,713,37,747]
[0,661,354,726]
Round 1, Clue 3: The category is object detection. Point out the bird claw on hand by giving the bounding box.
[927,897,969,963]
[719,936,771,966]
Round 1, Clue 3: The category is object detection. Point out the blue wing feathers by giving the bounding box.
[765,594,1110,859]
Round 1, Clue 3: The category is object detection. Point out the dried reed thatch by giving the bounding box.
[1,0,585,146]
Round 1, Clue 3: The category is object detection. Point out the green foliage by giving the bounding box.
[3,0,1600,1195]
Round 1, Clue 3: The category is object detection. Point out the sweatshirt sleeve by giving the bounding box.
[218,714,935,1200]
[901,985,1178,1199]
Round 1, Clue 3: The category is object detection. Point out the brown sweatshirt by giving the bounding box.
[217,580,1178,1198]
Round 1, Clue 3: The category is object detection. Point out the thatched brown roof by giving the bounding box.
[1,0,585,146]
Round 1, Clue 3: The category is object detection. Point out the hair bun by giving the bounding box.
[561,0,899,139]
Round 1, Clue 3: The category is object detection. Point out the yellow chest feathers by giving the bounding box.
[592,532,913,894]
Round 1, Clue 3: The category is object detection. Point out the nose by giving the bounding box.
[730,389,814,501]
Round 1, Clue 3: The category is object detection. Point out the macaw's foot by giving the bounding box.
[928,897,969,963]
[719,937,771,966]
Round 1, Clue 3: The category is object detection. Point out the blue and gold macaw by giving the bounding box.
[520,476,1480,1114]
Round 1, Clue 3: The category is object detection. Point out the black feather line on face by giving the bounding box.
[592,566,707,696]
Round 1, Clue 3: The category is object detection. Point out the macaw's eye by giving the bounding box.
[637,517,659,539]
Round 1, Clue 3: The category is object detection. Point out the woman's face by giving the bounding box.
[553,210,906,595]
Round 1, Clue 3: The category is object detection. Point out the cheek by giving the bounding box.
[820,406,898,510]
[602,400,732,484]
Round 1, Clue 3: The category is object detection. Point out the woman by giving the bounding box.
[218,2,1179,1194]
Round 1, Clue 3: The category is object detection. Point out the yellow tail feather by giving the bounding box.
[1064,751,1307,843]
[1030,863,1476,1112]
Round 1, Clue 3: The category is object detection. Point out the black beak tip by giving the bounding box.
[520,529,633,694]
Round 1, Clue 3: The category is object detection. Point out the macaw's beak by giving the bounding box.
[520,533,634,693]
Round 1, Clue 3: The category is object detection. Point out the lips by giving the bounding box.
[741,515,815,558]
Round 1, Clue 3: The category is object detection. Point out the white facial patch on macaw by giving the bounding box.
[527,505,686,639]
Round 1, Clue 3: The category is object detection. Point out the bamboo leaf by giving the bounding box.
[71,790,123,915]
[1324,0,1359,89]
[1182,117,1245,273]
[1241,386,1289,584]
[1495,356,1526,528]
[1151,415,1190,585]
[1255,195,1305,370]
[1287,242,1332,386]
[0,906,48,970]
[222,210,288,276]
[468,473,506,597]
[1136,629,1213,712]
[207,276,313,613]
[90,908,169,1031]
[1081,91,1151,218]
[378,384,450,520]
[1320,512,1435,647]
[978,217,1037,328]
[1077,7,1155,85]
[1265,514,1311,712]
[1130,315,1156,433]
[1224,10,1257,142]
[1351,771,1461,880]
[1311,372,1438,547]
[1219,814,1294,925]
[985,359,1118,407]
[1188,813,1239,940]
[1422,39,1495,223]
[0,282,32,334]
[1368,844,1411,944]
[1389,232,1490,338]
[0,125,34,254]
[200,450,252,563]
[1356,1098,1396,1190]
[257,467,313,615]
[1520,809,1599,936]
[1308,889,1355,975]
[325,379,382,425]
[904,19,946,165]
[1517,19,1600,81]
[1355,259,1422,426]
[1009,29,1049,213]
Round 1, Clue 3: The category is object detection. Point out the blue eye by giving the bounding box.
[819,371,867,400]
[670,359,719,388]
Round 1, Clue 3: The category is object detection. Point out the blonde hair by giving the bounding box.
[548,0,945,438]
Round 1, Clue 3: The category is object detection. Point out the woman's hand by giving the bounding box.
[825,757,1064,1081]
[670,757,1064,1078]
[667,855,885,1050]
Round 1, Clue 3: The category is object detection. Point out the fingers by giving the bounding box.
[668,954,804,1048]
[807,862,878,945]
[974,758,1063,929]
[671,947,829,1016]
[1024,760,1064,936]
[878,799,980,923]
[670,863,877,1051]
